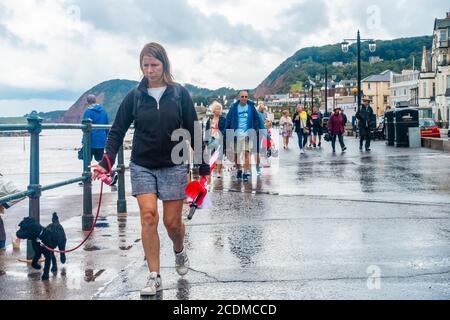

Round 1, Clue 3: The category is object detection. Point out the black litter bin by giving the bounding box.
[393,106,419,147]
[385,109,395,146]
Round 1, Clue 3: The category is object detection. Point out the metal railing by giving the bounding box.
[0,111,128,259]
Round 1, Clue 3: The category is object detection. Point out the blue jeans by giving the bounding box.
[296,131,308,150]
[0,240,5,249]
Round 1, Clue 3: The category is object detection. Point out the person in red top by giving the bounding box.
[328,107,347,153]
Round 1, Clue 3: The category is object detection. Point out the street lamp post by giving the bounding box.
[341,30,376,113]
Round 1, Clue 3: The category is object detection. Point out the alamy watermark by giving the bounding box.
[65,4,81,22]
[367,265,382,290]
[366,5,381,31]
[170,122,281,172]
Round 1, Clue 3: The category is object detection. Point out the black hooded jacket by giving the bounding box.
[99,78,210,176]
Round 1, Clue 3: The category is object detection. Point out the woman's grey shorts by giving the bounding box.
[130,162,188,201]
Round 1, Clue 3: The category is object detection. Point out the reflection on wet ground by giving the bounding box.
[2,138,450,300]
[85,269,106,282]
[207,138,450,205]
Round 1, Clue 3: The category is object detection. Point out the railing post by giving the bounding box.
[27,111,42,260]
[81,119,93,231]
[117,146,127,214]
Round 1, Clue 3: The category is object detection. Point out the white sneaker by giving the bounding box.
[175,248,190,276]
[140,272,163,296]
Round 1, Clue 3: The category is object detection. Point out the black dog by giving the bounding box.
[16,212,67,280]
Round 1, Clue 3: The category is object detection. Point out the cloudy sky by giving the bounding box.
[0,0,448,116]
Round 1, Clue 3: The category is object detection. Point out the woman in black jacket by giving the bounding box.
[205,101,226,178]
[92,43,210,297]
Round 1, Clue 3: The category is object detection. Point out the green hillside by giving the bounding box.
[85,79,139,122]
[255,35,432,96]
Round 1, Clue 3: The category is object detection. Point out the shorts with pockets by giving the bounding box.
[130,162,188,201]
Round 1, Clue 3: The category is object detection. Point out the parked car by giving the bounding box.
[419,119,441,138]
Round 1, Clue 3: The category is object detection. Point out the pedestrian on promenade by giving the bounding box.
[92,42,210,297]
[261,119,274,168]
[293,105,310,154]
[82,95,110,162]
[328,108,347,153]
[205,101,226,178]
[0,173,26,250]
[307,109,314,149]
[80,95,117,186]
[352,114,358,138]
[258,104,269,122]
[254,104,272,176]
[341,108,348,139]
[356,97,375,152]
[310,107,323,148]
[226,90,264,182]
[279,110,293,150]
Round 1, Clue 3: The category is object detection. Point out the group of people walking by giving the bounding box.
[280,105,346,154]
[0,41,377,298]
[273,97,375,154]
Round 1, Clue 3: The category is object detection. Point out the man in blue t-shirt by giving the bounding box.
[226,90,264,182]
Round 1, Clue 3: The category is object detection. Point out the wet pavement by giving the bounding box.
[1,135,450,300]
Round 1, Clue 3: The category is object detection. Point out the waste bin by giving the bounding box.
[385,109,395,146]
[393,106,419,147]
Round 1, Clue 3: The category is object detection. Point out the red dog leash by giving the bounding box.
[41,155,112,254]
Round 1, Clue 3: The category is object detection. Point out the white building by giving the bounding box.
[390,70,419,107]
[419,12,450,125]
[369,56,384,64]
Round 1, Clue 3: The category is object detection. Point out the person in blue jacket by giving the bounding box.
[226,91,269,182]
[82,94,110,162]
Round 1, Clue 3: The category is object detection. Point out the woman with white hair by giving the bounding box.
[205,101,226,178]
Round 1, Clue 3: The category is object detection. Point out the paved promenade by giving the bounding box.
[1,137,450,300]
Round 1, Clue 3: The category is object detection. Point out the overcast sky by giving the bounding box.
[0,0,449,116]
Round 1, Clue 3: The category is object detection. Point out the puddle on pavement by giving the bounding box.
[84,269,106,282]
[101,235,112,237]
[120,245,133,251]
[95,223,110,228]
[134,239,141,243]
[84,245,102,251]
[141,291,164,301]
[27,272,42,280]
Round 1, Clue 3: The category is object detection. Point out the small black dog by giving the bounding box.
[16,212,67,280]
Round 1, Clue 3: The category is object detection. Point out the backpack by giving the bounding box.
[132,83,184,128]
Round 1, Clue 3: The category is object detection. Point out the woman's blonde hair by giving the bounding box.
[210,101,223,113]
[140,42,174,85]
